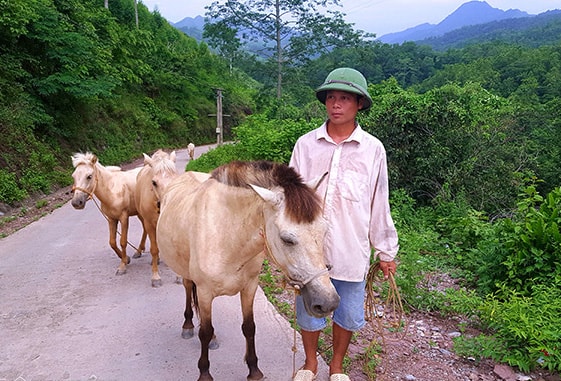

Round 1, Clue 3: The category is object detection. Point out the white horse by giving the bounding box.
[157,160,339,381]
[71,152,146,275]
[187,143,195,160]
[135,149,177,287]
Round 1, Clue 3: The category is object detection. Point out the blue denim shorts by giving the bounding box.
[296,278,366,332]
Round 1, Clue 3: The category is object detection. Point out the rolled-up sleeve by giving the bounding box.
[369,149,399,262]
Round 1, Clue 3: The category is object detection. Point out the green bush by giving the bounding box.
[475,282,561,372]
[186,115,321,173]
[471,186,561,297]
[0,169,27,204]
[499,186,561,295]
[233,114,319,163]
[186,143,250,173]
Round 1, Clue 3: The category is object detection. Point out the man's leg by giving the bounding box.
[301,329,321,374]
[329,322,353,375]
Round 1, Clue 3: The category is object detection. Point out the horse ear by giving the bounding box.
[143,153,153,166]
[305,172,328,191]
[249,184,281,205]
[170,151,177,162]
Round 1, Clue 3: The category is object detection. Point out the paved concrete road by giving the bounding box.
[0,146,328,381]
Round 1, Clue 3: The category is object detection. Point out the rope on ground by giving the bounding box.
[364,261,408,375]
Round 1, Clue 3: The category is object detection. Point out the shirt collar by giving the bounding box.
[315,121,364,144]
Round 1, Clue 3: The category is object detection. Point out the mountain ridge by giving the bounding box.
[171,1,560,48]
[378,1,529,44]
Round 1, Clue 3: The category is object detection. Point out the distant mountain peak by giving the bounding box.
[379,0,529,44]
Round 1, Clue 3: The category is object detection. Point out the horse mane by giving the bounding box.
[211,160,322,223]
[147,150,176,174]
[72,152,121,171]
[71,152,97,168]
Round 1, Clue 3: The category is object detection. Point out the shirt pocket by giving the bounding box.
[339,170,369,202]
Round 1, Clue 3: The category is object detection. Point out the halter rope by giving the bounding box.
[260,228,330,291]
[259,228,331,377]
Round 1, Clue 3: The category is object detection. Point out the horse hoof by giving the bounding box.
[151,278,163,288]
[209,337,219,350]
[115,268,127,275]
[133,252,142,259]
[181,328,194,339]
[247,369,264,380]
[126,255,131,264]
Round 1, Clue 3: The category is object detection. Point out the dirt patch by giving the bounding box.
[0,186,73,238]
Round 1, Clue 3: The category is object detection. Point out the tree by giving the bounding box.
[364,79,533,215]
[204,0,370,99]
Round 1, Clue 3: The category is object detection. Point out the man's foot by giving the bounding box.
[293,368,317,381]
[329,374,350,381]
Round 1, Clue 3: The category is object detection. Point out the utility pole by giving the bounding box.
[216,88,223,145]
[208,88,230,146]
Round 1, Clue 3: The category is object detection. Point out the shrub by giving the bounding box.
[475,282,561,372]
[185,143,250,173]
[0,169,27,204]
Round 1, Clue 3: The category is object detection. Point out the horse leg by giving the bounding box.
[240,281,264,380]
[182,278,195,339]
[107,219,127,273]
[133,216,146,259]
[115,216,130,275]
[147,224,161,287]
[197,293,215,381]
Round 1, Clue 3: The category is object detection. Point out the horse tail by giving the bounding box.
[192,282,200,318]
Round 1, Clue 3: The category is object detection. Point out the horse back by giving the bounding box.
[158,175,265,289]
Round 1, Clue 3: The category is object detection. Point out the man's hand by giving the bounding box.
[379,260,397,280]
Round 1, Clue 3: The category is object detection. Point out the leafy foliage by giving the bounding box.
[475,283,561,372]
[233,114,318,163]
[363,79,530,215]
[204,0,369,97]
[0,0,255,205]
[476,186,561,296]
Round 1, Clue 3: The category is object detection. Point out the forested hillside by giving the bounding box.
[0,0,255,205]
[420,10,561,50]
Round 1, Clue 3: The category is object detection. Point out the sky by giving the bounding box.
[141,0,560,37]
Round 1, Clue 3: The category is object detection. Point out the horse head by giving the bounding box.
[250,177,340,318]
[71,152,99,210]
[144,150,178,203]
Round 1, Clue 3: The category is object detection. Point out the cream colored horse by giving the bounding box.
[135,149,177,287]
[187,142,195,160]
[71,152,146,275]
[157,160,340,381]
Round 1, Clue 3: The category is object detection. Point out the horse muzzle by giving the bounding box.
[299,277,340,318]
[71,194,88,209]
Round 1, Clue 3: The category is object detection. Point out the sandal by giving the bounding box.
[330,374,351,381]
[293,369,317,381]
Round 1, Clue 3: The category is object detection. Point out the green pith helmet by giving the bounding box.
[315,67,373,111]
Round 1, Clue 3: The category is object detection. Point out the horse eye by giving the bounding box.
[87,175,92,180]
[152,180,158,188]
[280,231,297,246]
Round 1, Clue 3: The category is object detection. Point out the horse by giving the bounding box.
[134,149,178,287]
[71,152,147,275]
[156,160,340,381]
[187,142,195,160]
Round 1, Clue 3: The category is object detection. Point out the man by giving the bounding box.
[290,67,399,381]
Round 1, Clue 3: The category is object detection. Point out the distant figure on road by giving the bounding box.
[187,143,195,160]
